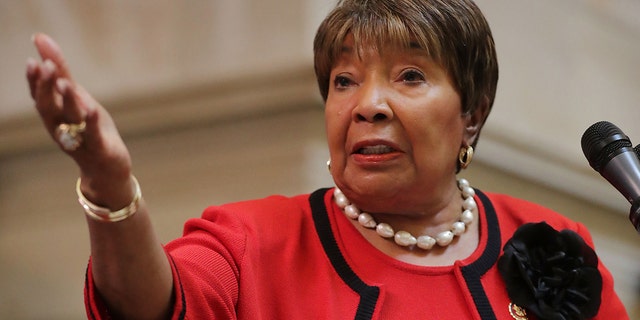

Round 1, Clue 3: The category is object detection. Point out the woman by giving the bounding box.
[26,0,627,319]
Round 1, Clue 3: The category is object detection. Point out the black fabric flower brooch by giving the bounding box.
[498,222,602,320]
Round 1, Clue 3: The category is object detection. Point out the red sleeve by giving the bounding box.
[83,251,193,320]
[84,196,292,319]
[84,212,245,319]
[162,222,243,320]
[573,223,629,319]
[84,257,111,319]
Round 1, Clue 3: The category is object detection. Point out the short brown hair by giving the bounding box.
[313,0,498,116]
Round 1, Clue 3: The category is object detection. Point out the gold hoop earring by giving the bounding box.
[458,146,474,169]
[327,159,331,172]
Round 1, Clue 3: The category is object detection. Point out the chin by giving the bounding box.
[338,180,397,206]
[334,166,409,197]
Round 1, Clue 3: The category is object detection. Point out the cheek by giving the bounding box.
[409,125,463,177]
[406,107,465,161]
[324,102,349,156]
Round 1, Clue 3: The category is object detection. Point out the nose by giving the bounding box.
[352,81,393,123]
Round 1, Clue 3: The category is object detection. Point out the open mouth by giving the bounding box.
[356,145,395,155]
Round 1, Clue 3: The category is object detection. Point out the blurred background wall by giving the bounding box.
[1,0,639,318]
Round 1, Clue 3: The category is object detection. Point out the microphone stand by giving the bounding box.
[633,145,640,234]
[631,199,640,234]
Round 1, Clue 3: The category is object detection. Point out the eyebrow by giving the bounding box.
[409,41,422,50]
[340,41,423,53]
[340,45,354,54]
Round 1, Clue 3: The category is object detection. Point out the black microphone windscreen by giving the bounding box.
[581,121,632,172]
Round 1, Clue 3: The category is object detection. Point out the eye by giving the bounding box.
[400,69,426,84]
[333,75,355,89]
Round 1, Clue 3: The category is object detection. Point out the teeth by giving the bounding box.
[359,145,394,154]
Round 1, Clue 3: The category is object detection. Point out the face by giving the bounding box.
[325,36,477,214]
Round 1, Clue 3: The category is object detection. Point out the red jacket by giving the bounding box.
[85,188,628,319]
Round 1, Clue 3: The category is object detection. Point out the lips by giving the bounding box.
[351,140,401,155]
[356,145,395,155]
[350,141,402,165]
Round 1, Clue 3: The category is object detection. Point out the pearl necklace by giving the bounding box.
[333,179,477,250]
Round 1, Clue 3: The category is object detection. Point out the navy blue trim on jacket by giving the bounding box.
[310,188,380,320]
[309,188,501,320]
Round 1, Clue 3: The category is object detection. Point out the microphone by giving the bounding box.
[581,121,640,233]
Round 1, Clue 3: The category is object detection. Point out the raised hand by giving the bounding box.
[26,34,174,318]
[26,33,133,208]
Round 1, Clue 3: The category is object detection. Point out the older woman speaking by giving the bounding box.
[26,0,627,319]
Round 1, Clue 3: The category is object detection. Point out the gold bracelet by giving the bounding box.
[76,175,142,222]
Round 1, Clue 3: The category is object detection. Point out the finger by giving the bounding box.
[26,57,40,99]
[51,81,98,154]
[34,59,63,131]
[32,33,74,81]
[56,78,90,124]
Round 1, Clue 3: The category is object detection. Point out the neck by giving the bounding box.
[334,178,477,251]
[371,198,463,236]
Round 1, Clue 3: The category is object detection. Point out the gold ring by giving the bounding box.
[55,121,86,151]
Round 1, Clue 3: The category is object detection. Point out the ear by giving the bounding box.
[462,96,491,147]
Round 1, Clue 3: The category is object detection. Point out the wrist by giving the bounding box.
[79,172,137,211]
[77,175,142,222]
